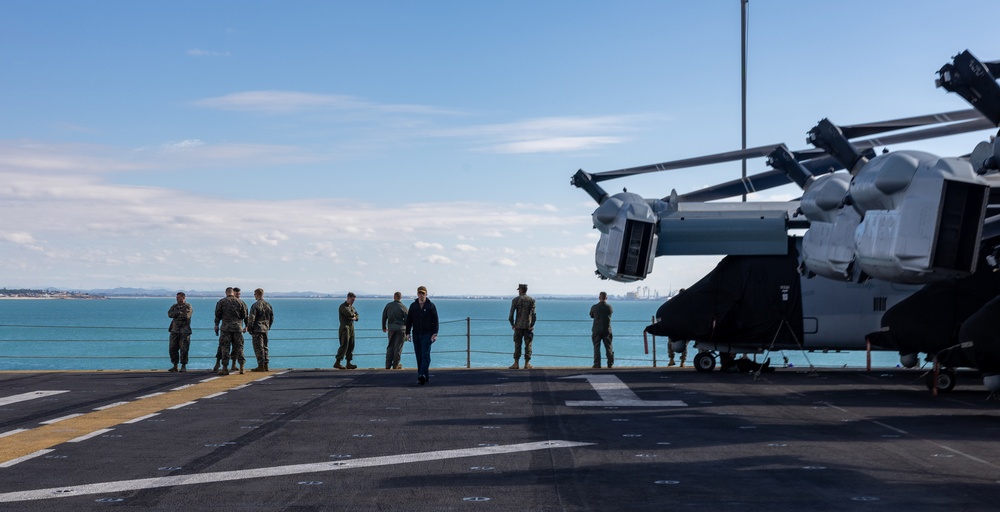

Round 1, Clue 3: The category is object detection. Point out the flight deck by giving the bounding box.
[1,368,998,511]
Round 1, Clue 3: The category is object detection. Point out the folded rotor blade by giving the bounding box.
[675,155,842,203]
[852,117,996,149]
[674,170,792,203]
[590,143,782,182]
[839,109,983,139]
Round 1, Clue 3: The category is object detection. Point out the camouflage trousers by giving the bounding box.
[513,329,533,362]
[252,332,269,365]
[169,332,191,365]
[217,331,245,366]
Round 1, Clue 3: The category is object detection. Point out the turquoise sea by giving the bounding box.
[0,298,904,371]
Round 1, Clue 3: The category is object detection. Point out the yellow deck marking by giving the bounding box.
[0,372,270,465]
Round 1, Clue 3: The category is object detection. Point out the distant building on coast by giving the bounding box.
[623,286,660,300]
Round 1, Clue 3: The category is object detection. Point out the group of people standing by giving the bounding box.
[335,286,439,385]
[165,283,626,380]
[166,287,274,375]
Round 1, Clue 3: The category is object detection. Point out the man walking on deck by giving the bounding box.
[405,285,438,385]
[247,288,274,372]
[335,292,359,369]
[167,291,193,372]
[508,283,536,369]
[382,291,408,369]
[590,291,614,368]
[214,287,247,375]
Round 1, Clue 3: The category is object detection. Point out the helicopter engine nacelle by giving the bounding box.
[799,172,859,280]
[851,151,989,283]
[592,192,658,282]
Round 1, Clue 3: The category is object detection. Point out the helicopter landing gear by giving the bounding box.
[693,352,716,373]
[925,367,957,393]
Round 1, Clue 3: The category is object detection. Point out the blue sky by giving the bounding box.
[1,1,999,296]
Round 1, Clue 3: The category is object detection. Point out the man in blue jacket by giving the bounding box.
[405,285,438,385]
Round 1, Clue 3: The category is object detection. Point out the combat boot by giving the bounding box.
[212,359,220,373]
[239,362,245,374]
[668,357,676,367]
[262,362,269,372]
[508,361,519,370]
[680,356,686,368]
[230,362,237,371]
[523,362,533,370]
[168,364,178,372]
[334,360,345,370]
[346,362,357,370]
[218,367,229,376]
[180,364,187,372]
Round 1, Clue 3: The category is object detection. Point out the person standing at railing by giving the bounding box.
[248,288,274,372]
[382,291,408,370]
[589,291,614,369]
[214,287,246,375]
[405,285,438,385]
[334,292,359,370]
[508,283,536,369]
[167,291,193,373]
[230,287,250,372]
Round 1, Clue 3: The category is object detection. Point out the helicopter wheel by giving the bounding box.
[925,368,957,393]
[693,352,716,373]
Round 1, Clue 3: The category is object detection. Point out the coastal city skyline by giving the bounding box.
[3,2,1000,296]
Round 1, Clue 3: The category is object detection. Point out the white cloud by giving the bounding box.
[192,90,459,115]
[455,244,477,252]
[491,136,624,154]
[493,258,517,267]
[414,241,445,251]
[0,232,44,251]
[427,255,452,264]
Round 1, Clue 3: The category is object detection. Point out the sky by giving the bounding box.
[2,1,999,297]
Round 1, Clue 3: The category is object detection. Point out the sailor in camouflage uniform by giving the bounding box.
[335,292,359,369]
[247,288,274,372]
[214,287,247,375]
[508,283,537,369]
[167,291,193,372]
[230,287,249,371]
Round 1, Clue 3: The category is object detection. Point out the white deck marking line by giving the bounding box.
[0,449,54,469]
[0,429,28,439]
[821,401,1000,470]
[136,392,166,400]
[123,413,159,424]
[68,429,113,443]
[39,414,84,425]
[167,401,196,410]
[0,440,593,502]
[93,402,129,411]
[560,375,687,407]
[203,392,227,399]
[0,391,69,407]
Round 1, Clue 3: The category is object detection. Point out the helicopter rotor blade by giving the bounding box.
[589,143,782,183]
[588,110,990,184]
[851,117,996,149]
[838,108,983,139]
[673,117,997,203]
[674,155,843,203]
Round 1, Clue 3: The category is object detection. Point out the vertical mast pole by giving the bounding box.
[741,0,749,202]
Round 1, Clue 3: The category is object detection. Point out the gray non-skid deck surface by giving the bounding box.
[0,368,998,511]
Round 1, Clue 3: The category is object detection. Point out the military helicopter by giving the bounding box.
[572,50,1000,390]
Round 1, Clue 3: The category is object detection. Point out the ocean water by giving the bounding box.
[0,297,904,371]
